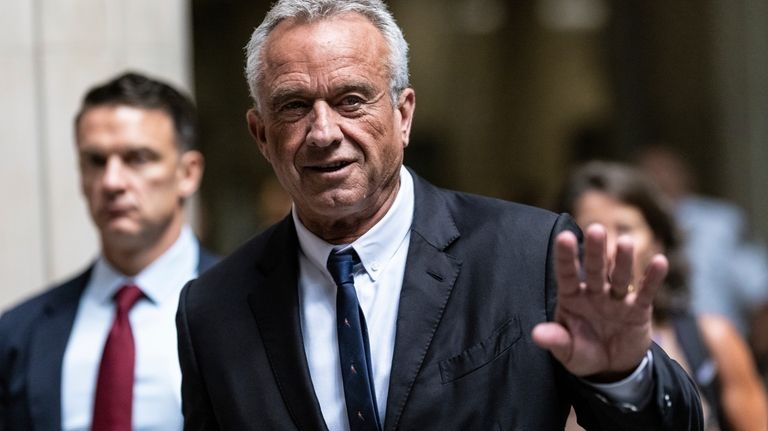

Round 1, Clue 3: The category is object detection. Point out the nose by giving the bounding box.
[306,101,343,148]
[101,156,127,193]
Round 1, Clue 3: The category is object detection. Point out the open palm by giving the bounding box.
[533,224,668,380]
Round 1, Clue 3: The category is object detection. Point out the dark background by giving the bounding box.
[190,0,749,254]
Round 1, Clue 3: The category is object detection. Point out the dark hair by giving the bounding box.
[75,71,198,151]
[557,161,689,322]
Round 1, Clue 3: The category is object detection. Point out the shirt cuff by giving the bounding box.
[587,350,654,411]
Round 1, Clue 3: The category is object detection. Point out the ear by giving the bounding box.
[396,88,416,148]
[247,108,271,163]
[177,150,204,199]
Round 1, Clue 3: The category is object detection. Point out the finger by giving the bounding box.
[608,235,634,299]
[583,224,607,294]
[532,322,573,364]
[635,254,668,307]
[555,231,581,295]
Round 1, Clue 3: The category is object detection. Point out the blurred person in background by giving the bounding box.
[0,72,217,430]
[637,146,768,333]
[560,160,767,431]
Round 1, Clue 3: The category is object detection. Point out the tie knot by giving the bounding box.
[327,249,359,286]
[114,284,144,313]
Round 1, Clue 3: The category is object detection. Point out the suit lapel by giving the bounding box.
[247,217,328,431]
[384,172,462,430]
[27,268,91,431]
[23,245,214,429]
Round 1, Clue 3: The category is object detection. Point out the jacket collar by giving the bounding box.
[247,216,330,430]
[383,169,462,430]
[27,242,216,430]
[28,267,92,430]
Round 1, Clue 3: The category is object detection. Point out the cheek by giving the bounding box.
[365,125,403,168]
[80,176,94,195]
[355,110,398,149]
[266,128,302,165]
[80,175,101,203]
[141,169,181,199]
[360,112,389,141]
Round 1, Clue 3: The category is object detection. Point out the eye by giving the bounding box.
[338,95,365,111]
[271,99,311,122]
[82,153,107,168]
[278,100,310,113]
[84,154,107,168]
[123,149,158,166]
[283,100,307,110]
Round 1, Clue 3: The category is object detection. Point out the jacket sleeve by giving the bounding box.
[566,344,704,430]
[176,281,221,431]
[547,213,704,430]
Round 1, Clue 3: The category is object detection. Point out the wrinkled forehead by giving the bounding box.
[264,13,386,61]
[258,13,390,94]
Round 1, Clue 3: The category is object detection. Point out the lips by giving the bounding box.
[103,204,134,219]
[307,160,352,173]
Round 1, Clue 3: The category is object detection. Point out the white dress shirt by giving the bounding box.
[62,225,199,431]
[295,167,651,430]
[296,166,414,431]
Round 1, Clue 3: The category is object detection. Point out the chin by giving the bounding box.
[326,191,370,211]
[101,221,142,240]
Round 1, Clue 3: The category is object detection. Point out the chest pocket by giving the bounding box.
[439,316,522,384]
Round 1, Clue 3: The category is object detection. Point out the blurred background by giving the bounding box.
[1,0,766,311]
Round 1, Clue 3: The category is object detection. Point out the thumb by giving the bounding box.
[532,322,573,364]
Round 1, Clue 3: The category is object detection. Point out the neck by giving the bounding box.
[102,216,185,276]
[300,180,400,245]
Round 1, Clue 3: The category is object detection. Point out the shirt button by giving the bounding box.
[371,263,379,272]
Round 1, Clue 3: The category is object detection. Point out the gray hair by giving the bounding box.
[244,0,410,110]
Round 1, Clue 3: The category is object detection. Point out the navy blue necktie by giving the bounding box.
[327,249,382,431]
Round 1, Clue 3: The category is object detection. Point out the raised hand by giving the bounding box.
[532,224,668,380]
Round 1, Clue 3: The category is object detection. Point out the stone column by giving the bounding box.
[710,0,768,239]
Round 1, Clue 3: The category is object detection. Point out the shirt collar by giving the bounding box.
[88,225,199,305]
[294,166,415,282]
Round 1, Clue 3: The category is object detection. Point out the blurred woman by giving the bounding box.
[559,161,767,431]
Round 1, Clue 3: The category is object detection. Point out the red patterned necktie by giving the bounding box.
[91,284,144,431]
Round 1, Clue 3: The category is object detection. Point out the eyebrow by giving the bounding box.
[335,82,378,98]
[78,143,159,156]
[267,81,381,110]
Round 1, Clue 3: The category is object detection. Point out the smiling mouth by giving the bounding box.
[308,161,352,173]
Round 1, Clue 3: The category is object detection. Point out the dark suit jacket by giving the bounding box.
[177,172,702,430]
[0,243,217,431]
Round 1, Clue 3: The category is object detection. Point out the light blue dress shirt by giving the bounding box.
[61,225,199,431]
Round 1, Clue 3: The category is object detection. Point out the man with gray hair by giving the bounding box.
[176,1,703,429]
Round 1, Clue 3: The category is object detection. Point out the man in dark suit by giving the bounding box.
[176,1,703,429]
[0,72,217,430]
